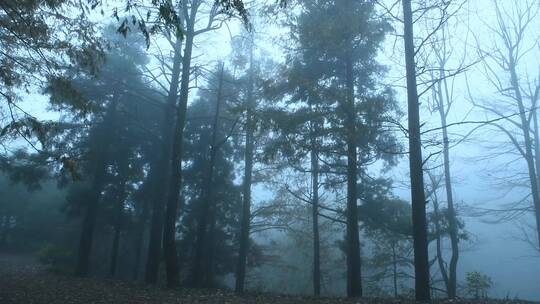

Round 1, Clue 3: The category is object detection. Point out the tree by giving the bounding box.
[263,0,396,297]
[425,171,468,297]
[235,33,257,293]
[469,0,540,251]
[46,27,160,277]
[143,27,181,287]
[262,34,331,295]
[189,62,239,287]
[245,185,345,295]
[179,64,245,287]
[422,16,470,297]
[119,0,250,286]
[401,0,431,301]
[0,0,103,156]
[152,0,248,287]
[465,271,493,299]
[360,184,414,298]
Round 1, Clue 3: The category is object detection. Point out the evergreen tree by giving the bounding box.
[264,0,397,297]
[47,27,163,277]
[182,64,245,287]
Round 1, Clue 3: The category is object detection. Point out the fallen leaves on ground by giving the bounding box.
[0,255,536,304]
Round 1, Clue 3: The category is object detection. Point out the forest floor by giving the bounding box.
[0,254,537,304]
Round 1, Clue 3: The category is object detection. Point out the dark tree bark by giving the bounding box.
[162,0,231,287]
[0,216,7,248]
[75,159,105,277]
[475,2,540,249]
[431,184,450,294]
[308,97,321,296]
[133,195,150,281]
[436,81,459,298]
[533,109,540,221]
[109,185,127,277]
[75,95,120,277]
[144,188,164,283]
[391,242,398,298]
[534,109,540,190]
[193,63,225,288]
[161,2,202,286]
[311,136,321,296]
[144,37,183,285]
[344,53,362,298]
[109,223,121,276]
[235,38,255,294]
[508,55,540,249]
[402,0,431,301]
[203,63,226,287]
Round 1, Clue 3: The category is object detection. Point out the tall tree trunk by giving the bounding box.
[311,144,321,296]
[162,16,200,286]
[392,242,398,298]
[75,171,102,276]
[204,63,236,288]
[0,216,7,248]
[75,94,120,277]
[144,190,164,283]
[402,0,431,301]
[533,108,540,243]
[109,225,121,276]
[110,185,127,277]
[309,97,321,296]
[344,53,362,298]
[432,191,450,295]
[193,63,225,287]
[533,108,540,190]
[436,76,459,298]
[75,156,106,277]
[235,37,255,293]
[509,55,540,248]
[133,195,150,281]
[145,37,183,285]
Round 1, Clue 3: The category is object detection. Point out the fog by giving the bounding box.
[1,0,539,303]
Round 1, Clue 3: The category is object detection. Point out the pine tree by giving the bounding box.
[265,0,396,297]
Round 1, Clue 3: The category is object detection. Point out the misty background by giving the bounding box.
[1,0,540,302]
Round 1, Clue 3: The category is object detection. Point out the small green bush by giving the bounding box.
[465,271,493,299]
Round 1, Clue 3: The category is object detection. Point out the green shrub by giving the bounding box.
[465,271,493,299]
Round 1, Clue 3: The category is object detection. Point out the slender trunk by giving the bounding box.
[76,95,120,277]
[533,108,540,245]
[162,22,199,287]
[133,196,150,281]
[0,216,7,248]
[110,186,126,277]
[311,127,321,296]
[205,64,231,287]
[110,226,121,276]
[204,196,217,287]
[193,63,225,287]
[392,242,398,298]
[76,152,106,276]
[345,53,362,298]
[436,77,459,298]
[402,0,431,301]
[145,37,183,284]
[432,193,450,295]
[235,38,255,293]
[509,55,540,249]
[533,109,540,189]
[144,190,164,283]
